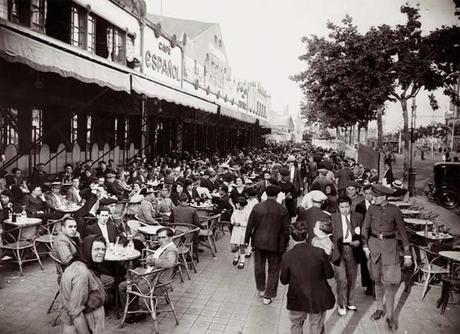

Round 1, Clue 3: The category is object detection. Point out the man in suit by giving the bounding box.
[85,207,124,242]
[73,182,101,235]
[25,185,62,221]
[66,177,83,205]
[244,185,290,305]
[354,184,374,295]
[280,220,335,334]
[5,168,27,203]
[382,162,394,186]
[138,186,159,225]
[45,182,67,212]
[255,170,271,200]
[51,218,81,266]
[296,190,330,243]
[287,155,303,199]
[104,172,125,199]
[362,184,412,331]
[118,226,178,323]
[335,162,355,197]
[331,196,364,316]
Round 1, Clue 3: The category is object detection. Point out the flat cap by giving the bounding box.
[371,184,395,196]
[309,190,328,202]
[266,185,281,197]
[317,168,328,175]
[278,167,290,177]
[50,181,62,187]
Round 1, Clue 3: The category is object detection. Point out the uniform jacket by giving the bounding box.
[244,198,290,253]
[330,212,364,265]
[362,203,410,265]
[280,242,335,313]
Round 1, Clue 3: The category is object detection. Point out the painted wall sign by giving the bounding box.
[143,26,182,87]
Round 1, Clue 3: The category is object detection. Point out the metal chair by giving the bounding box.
[410,244,449,299]
[47,253,66,326]
[0,223,44,275]
[120,266,180,333]
[199,214,221,257]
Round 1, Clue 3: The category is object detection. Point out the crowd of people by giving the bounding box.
[0,142,412,333]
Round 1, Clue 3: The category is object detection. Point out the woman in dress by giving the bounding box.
[229,176,246,210]
[230,197,249,269]
[59,235,107,334]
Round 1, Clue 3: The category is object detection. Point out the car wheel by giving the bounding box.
[437,189,459,209]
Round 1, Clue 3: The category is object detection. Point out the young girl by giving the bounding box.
[230,197,249,269]
[311,220,334,257]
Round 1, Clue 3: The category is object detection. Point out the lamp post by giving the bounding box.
[408,98,417,197]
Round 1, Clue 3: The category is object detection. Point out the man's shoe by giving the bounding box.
[337,306,347,316]
[263,298,272,305]
[237,262,245,269]
[346,305,357,311]
[385,317,398,331]
[232,258,238,265]
[371,309,385,320]
[245,252,252,258]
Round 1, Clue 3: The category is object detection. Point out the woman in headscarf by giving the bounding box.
[59,235,107,334]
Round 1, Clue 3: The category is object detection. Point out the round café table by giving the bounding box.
[439,251,460,277]
[56,205,82,213]
[401,209,421,216]
[4,217,42,241]
[416,231,454,249]
[404,218,433,226]
[137,225,165,237]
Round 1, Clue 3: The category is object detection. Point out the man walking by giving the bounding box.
[362,184,412,331]
[331,196,363,316]
[280,220,335,334]
[245,185,290,305]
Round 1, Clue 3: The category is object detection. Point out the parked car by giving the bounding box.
[433,162,460,209]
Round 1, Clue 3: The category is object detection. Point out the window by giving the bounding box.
[86,115,92,145]
[1,108,18,147]
[70,114,78,143]
[87,14,96,53]
[71,6,86,48]
[8,0,45,31]
[30,0,44,32]
[32,108,42,145]
[107,26,126,64]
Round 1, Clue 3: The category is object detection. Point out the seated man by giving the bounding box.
[51,218,81,266]
[85,208,124,242]
[137,186,159,225]
[45,182,67,212]
[118,227,178,323]
[169,193,200,228]
[66,177,83,205]
[25,185,63,221]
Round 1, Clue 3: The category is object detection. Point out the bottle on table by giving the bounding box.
[424,223,429,237]
[432,221,438,236]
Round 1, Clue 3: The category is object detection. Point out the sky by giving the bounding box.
[146,0,459,132]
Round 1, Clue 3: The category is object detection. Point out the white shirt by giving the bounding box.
[341,214,352,243]
[53,193,64,207]
[365,199,371,210]
[290,166,295,183]
[98,222,110,244]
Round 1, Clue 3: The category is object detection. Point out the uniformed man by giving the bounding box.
[362,184,412,331]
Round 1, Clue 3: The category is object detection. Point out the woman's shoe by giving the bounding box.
[237,262,245,269]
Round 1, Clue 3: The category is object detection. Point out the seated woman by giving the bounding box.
[157,188,175,214]
[59,235,107,334]
[170,182,184,206]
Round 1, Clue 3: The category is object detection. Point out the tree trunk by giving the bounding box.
[364,122,369,142]
[401,98,409,183]
[357,125,361,144]
[377,106,383,150]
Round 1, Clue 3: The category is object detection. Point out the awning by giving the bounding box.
[219,105,257,124]
[0,24,131,92]
[131,75,218,113]
[259,119,272,128]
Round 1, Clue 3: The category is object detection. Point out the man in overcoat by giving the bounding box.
[280,220,335,334]
[245,185,290,305]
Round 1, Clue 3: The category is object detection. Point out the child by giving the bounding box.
[230,197,249,269]
[311,220,333,256]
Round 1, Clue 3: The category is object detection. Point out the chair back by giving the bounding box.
[168,223,197,235]
[49,253,66,285]
[201,214,221,232]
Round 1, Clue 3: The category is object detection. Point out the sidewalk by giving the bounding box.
[1,232,460,334]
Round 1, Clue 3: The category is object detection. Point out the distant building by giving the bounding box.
[445,78,460,151]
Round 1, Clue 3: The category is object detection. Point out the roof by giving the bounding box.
[146,14,216,40]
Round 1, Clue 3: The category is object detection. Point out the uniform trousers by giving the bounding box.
[334,245,358,307]
[288,310,325,334]
[254,248,282,298]
[370,256,401,320]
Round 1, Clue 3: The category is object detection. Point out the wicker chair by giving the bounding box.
[199,214,221,257]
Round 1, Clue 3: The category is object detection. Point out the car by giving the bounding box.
[433,162,460,209]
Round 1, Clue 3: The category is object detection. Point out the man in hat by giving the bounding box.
[335,162,355,197]
[104,172,124,199]
[286,155,303,198]
[297,190,330,243]
[45,182,66,212]
[391,180,408,198]
[245,185,290,305]
[278,167,297,218]
[362,184,411,331]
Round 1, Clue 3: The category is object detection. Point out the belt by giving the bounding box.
[371,232,396,240]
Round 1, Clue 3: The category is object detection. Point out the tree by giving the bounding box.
[292,16,392,148]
